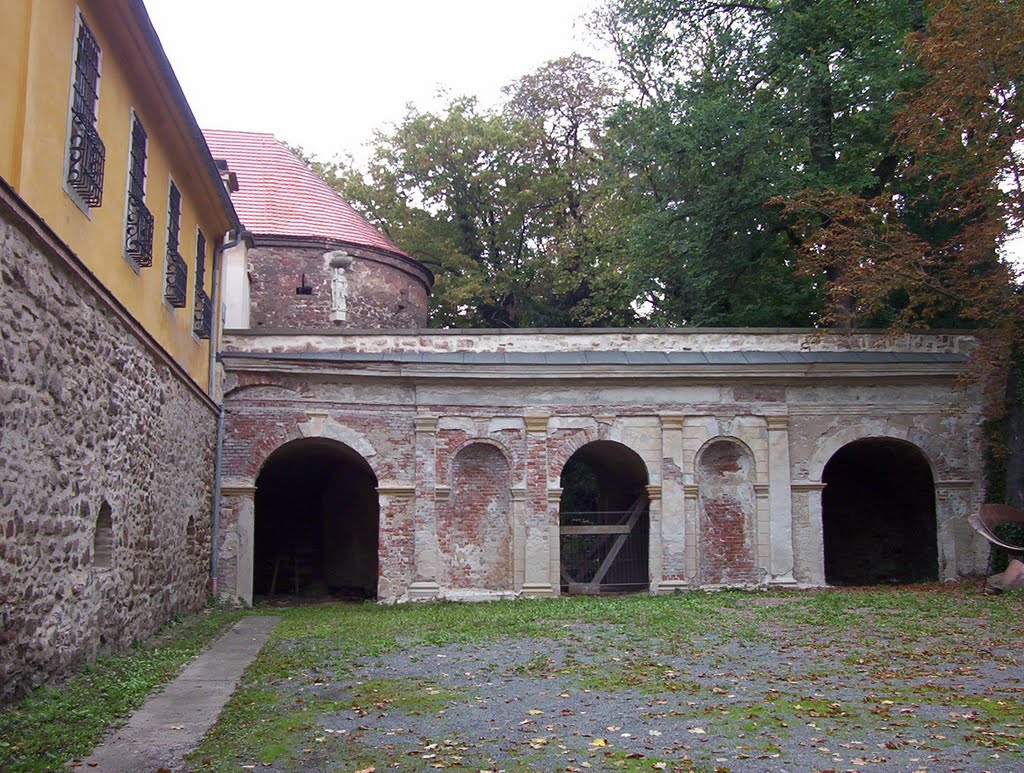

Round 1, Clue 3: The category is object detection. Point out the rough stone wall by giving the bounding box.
[246,241,429,330]
[698,441,757,584]
[438,443,513,590]
[0,204,216,703]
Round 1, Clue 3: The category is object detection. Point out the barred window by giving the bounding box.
[164,182,187,307]
[193,230,212,338]
[195,230,206,290]
[66,15,105,208]
[124,114,154,266]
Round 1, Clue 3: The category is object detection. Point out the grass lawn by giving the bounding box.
[0,606,243,773]
[189,584,1024,772]
[4,585,1023,772]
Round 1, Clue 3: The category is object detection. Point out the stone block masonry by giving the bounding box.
[0,189,217,703]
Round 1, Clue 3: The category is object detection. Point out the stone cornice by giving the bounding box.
[220,485,256,497]
[525,415,550,434]
[218,353,967,384]
[935,479,976,490]
[414,415,438,433]
[790,481,827,492]
[660,413,686,430]
[377,483,416,498]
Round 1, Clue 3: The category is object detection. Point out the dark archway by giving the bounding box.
[559,440,649,594]
[822,437,937,586]
[254,438,379,599]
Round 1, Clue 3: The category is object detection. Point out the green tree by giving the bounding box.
[329,57,638,328]
[779,0,1024,502]
[594,0,925,325]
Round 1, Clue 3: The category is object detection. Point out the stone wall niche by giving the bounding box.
[437,443,513,594]
[697,439,757,585]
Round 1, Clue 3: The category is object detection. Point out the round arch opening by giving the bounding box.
[822,437,937,586]
[559,440,649,595]
[254,438,379,600]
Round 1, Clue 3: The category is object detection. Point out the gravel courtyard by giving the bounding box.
[191,585,1024,772]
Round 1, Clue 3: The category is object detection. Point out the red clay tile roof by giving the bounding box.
[202,129,409,258]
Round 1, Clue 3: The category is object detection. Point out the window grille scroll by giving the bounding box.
[124,118,152,264]
[193,289,212,338]
[165,249,188,307]
[164,182,186,307]
[192,230,211,337]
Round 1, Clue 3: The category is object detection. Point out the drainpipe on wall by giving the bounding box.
[209,228,247,597]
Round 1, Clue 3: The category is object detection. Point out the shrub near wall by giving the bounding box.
[0,195,216,703]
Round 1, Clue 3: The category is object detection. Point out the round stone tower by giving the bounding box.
[204,130,432,329]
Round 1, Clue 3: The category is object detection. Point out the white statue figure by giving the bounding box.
[325,250,353,324]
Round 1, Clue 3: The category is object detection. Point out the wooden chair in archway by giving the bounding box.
[969,504,1024,592]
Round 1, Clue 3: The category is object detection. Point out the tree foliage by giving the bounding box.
[781,0,1023,364]
[322,56,639,327]
[776,0,1024,502]
[593,0,927,325]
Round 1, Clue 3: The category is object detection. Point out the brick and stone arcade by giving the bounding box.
[208,131,990,606]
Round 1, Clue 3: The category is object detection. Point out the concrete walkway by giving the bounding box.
[79,615,278,773]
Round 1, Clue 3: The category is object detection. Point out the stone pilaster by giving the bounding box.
[683,483,700,581]
[792,481,827,585]
[511,488,527,590]
[645,484,663,593]
[377,483,416,601]
[219,484,256,605]
[766,415,797,584]
[935,478,986,579]
[522,413,555,596]
[410,414,440,600]
[658,414,688,592]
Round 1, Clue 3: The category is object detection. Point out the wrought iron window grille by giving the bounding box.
[123,117,151,264]
[163,182,185,306]
[165,249,188,308]
[125,194,154,266]
[194,230,207,293]
[193,289,212,339]
[67,108,106,208]
[66,18,104,207]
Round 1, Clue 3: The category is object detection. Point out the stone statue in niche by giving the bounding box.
[324,250,353,324]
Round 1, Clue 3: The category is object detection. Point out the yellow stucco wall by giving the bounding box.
[0,0,234,392]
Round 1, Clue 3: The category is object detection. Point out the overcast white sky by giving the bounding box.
[145,0,608,163]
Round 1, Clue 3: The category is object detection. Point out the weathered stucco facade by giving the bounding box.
[216,328,988,604]
[0,184,217,702]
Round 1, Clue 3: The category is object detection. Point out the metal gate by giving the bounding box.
[559,495,649,594]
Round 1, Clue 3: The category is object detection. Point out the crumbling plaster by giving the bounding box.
[216,328,988,604]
